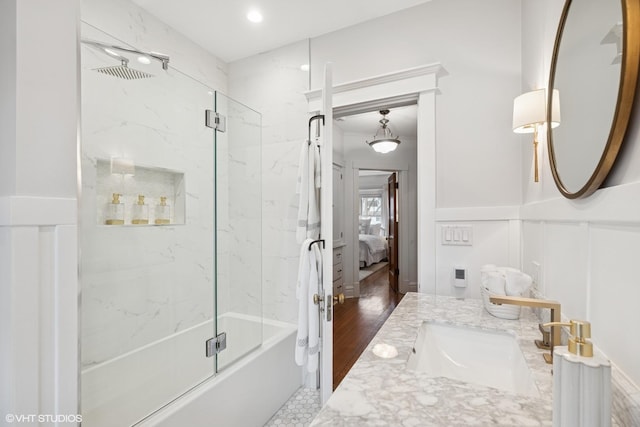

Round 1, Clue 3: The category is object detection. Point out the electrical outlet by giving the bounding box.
[531,261,541,289]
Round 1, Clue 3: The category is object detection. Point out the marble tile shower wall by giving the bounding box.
[229,40,311,323]
[80,22,220,367]
[216,97,263,318]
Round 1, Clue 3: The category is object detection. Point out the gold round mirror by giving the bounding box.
[548,0,640,199]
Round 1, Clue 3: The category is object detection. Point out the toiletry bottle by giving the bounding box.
[154,196,170,225]
[131,194,149,224]
[545,320,611,427]
[105,193,125,225]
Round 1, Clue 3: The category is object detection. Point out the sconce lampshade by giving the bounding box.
[513,88,561,133]
[513,88,561,183]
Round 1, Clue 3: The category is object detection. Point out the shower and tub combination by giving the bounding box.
[79,24,300,426]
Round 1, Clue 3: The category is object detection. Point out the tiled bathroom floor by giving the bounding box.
[264,387,321,427]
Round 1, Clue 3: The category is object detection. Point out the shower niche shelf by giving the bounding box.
[96,159,186,226]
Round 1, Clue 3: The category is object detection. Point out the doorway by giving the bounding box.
[331,105,417,388]
[333,105,418,297]
[357,169,393,289]
[306,62,443,400]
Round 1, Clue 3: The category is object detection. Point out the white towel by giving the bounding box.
[295,240,310,368]
[505,270,533,296]
[481,265,532,296]
[296,141,321,244]
[307,242,321,373]
[484,271,506,295]
[480,264,498,273]
[498,266,521,276]
[295,238,322,372]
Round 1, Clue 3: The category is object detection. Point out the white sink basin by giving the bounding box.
[407,321,539,397]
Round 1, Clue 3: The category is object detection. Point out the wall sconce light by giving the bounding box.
[513,89,561,182]
[366,109,401,154]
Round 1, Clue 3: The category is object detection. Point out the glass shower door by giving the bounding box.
[80,24,217,426]
[214,93,263,371]
[80,25,264,427]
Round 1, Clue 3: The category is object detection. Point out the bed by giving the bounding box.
[359,234,388,268]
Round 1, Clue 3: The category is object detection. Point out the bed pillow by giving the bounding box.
[359,218,371,234]
[369,223,381,236]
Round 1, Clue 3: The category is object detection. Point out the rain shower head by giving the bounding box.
[93,62,154,80]
[82,39,169,80]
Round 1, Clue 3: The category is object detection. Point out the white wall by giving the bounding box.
[0,0,17,197]
[358,174,389,191]
[0,0,80,420]
[436,218,517,298]
[520,0,640,393]
[333,120,345,165]
[307,0,523,299]
[311,0,523,208]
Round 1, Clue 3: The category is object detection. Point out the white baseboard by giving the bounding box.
[400,280,418,294]
[343,281,360,298]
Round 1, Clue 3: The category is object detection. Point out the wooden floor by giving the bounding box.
[332,265,403,390]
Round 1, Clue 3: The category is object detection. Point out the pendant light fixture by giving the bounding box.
[366,109,401,154]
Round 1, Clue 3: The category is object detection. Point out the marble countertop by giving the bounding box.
[310,293,555,426]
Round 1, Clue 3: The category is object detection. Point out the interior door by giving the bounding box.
[319,63,334,405]
[388,173,399,293]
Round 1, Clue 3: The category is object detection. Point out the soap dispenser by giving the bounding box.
[105,193,125,225]
[131,194,149,224]
[154,196,170,225]
[543,320,611,427]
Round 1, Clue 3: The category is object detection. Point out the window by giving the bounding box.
[360,195,382,224]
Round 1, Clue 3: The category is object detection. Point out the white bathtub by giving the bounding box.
[82,313,301,427]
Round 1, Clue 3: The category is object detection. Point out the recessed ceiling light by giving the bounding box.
[137,56,151,65]
[300,64,310,72]
[247,9,263,23]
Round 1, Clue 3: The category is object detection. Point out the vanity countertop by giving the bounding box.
[310,292,555,426]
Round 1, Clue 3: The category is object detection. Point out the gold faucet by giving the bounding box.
[488,295,561,364]
[543,319,593,357]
